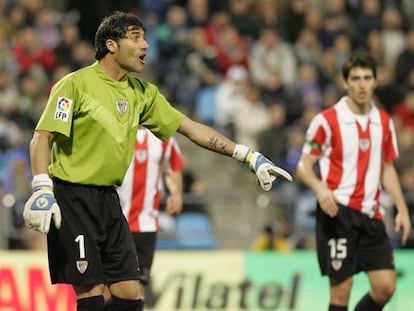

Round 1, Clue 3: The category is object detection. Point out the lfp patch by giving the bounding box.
[54,97,72,122]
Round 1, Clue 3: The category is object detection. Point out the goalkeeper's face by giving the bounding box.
[116,26,149,73]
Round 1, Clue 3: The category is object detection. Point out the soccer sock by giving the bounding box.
[329,304,348,311]
[77,295,105,311]
[104,295,144,311]
[354,293,384,311]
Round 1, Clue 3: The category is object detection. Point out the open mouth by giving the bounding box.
[139,54,146,63]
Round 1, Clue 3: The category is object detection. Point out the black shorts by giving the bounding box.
[316,204,395,279]
[132,232,157,285]
[48,179,141,285]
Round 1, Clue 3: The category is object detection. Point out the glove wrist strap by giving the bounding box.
[233,144,254,164]
[32,174,53,192]
[233,144,259,171]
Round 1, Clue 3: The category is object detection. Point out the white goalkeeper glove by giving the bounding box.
[23,174,62,233]
[233,144,293,191]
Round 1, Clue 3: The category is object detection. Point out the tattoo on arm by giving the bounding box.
[208,136,228,153]
[208,136,218,148]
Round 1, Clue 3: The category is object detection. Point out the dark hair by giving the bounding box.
[341,52,377,81]
[94,11,145,60]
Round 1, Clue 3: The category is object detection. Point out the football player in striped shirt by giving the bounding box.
[297,52,411,311]
[116,127,184,308]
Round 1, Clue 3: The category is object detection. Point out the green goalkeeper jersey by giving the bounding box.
[36,62,185,186]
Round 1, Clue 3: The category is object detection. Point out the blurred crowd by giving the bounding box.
[1,0,414,249]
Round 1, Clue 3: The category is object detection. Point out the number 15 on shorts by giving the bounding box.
[328,238,348,259]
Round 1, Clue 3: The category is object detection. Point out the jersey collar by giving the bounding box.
[337,96,381,125]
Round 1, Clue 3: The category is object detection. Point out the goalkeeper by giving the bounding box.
[23,11,292,311]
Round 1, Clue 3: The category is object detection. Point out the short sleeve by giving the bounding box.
[35,75,77,138]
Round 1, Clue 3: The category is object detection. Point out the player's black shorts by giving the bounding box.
[131,232,157,285]
[48,178,141,285]
[316,204,395,280]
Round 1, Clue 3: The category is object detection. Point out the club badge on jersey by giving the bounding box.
[115,99,128,115]
[135,149,147,163]
[359,138,370,152]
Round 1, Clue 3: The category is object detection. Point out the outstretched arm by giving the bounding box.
[178,117,236,156]
[178,117,292,191]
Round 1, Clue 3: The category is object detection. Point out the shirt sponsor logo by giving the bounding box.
[116,99,128,115]
[54,97,72,122]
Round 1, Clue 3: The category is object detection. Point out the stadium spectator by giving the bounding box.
[250,27,297,91]
[380,6,407,69]
[215,64,249,137]
[0,64,19,115]
[53,21,82,69]
[228,0,262,41]
[182,26,220,85]
[214,24,250,74]
[394,30,414,94]
[253,0,283,31]
[153,5,190,105]
[13,26,56,74]
[257,103,289,167]
[252,220,294,251]
[232,85,270,151]
[392,88,414,130]
[355,0,382,48]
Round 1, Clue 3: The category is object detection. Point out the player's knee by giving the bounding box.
[74,284,105,299]
[372,282,396,304]
[108,280,144,300]
[330,277,353,305]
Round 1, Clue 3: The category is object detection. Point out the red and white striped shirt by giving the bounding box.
[117,128,184,232]
[302,97,399,219]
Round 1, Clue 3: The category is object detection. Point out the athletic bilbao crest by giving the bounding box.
[331,259,343,271]
[359,138,370,151]
[135,149,147,163]
[76,260,88,274]
[115,99,128,115]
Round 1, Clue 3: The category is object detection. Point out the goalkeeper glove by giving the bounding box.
[233,144,293,191]
[23,174,62,233]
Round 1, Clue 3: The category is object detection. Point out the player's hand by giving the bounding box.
[233,145,293,191]
[165,193,183,215]
[250,152,293,191]
[394,210,412,246]
[23,175,61,234]
[316,186,338,217]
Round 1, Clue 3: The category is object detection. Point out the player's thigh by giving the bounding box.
[133,232,157,271]
[316,205,358,279]
[132,232,157,284]
[357,217,395,272]
[103,204,141,285]
[50,181,107,285]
